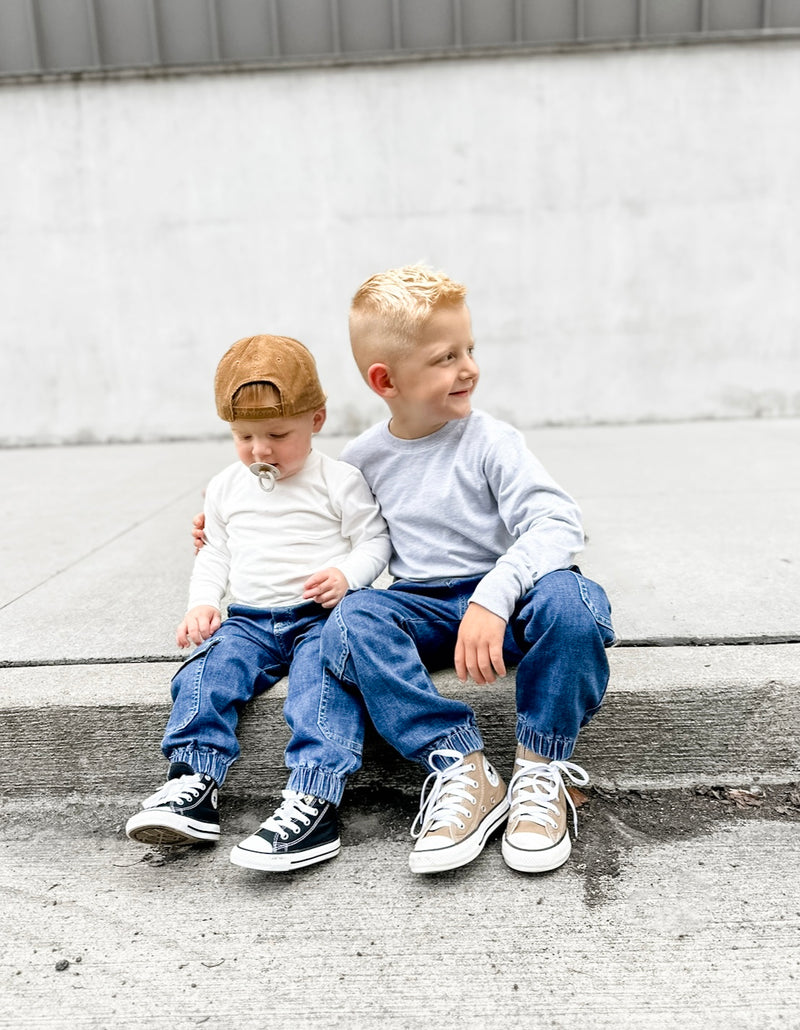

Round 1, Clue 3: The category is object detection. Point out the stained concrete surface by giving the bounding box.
[1,788,798,1030]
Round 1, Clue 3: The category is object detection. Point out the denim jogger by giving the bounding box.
[162,602,366,804]
[319,569,615,767]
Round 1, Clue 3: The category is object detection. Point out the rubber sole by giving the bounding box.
[409,798,510,874]
[229,837,341,872]
[125,810,220,847]
[501,829,572,873]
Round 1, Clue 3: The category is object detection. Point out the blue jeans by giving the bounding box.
[319,569,615,767]
[162,602,365,805]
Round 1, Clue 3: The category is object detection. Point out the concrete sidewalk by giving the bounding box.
[1,418,799,1029]
[2,418,798,790]
[3,418,799,658]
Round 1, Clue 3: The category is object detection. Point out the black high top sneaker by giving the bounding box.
[125,762,221,846]
[230,790,340,871]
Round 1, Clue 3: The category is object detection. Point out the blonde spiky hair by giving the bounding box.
[349,263,467,379]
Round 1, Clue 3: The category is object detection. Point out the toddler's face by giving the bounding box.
[230,409,325,481]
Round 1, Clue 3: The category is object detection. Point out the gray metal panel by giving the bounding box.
[338,0,395,53]
[277,0,333,56]
[709,0,763,31]
[0,0,36,74]
[461,0,517,47]
[520,0,578,45]
[36,0,98,71]
[154,0,214,66]
[647,0,703,36]
[399,0,454,50]
[772,0,800,27]
[583,0,641,41]
[94,0,157,67]
[2,0,800,81]
[215,0,274,61]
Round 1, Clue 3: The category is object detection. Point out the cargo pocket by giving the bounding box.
[318,669,364,756]
[168,636,222,733]
[570,570,617,647]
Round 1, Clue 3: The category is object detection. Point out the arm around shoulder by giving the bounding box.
[330,463,391,590]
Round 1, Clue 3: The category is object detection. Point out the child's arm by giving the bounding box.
[458,425,584,684]
[179,484,230,643]
[469,429,584,621]
[302,465,391,605]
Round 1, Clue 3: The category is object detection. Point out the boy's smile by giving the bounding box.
[384,303,479,439]
[231,409,325,481]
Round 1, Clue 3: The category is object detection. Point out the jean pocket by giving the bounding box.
[570,571,617,647]
[168,637,221,732]
[318,669,364,756]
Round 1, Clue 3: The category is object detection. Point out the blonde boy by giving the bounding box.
[127,334,390,871]
[318,265,616,874]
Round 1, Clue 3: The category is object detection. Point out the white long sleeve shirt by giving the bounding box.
[340,410,584,622]
[188,449,391,611]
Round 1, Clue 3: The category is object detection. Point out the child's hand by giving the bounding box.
[192,513,206,554]
[176,605,221,648]
[455,602,507,685]
[303,568,349,609]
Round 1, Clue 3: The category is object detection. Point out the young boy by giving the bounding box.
[317,264,616,875]
[126,334,390,872]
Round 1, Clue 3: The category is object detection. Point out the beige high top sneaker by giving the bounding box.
[501,744,589,873]
[409,748,509,874]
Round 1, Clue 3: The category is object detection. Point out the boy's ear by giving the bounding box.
[311,407,327,433]
[366,363,397,398]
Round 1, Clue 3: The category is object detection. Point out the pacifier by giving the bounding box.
[249,462,280,492]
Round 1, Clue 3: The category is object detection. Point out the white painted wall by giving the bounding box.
[1,40,798,446]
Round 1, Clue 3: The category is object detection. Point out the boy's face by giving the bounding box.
[384,303,479,439]
[230,408,325,481]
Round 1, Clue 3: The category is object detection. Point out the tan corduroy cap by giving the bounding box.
[214,334,327,422]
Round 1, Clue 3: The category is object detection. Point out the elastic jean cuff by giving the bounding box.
[287,765,346,806]
[418,723,485,769]
[167,746,233,786]
[516,719,575,762]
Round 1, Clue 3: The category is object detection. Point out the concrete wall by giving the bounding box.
[1,40,799,446]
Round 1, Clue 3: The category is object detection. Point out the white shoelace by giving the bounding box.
[142,773,207,809]
[260,790,319,840]
[411,748,479,839]
[507,758,589,836]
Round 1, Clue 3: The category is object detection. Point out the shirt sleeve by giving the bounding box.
[329,467,391,589]
[186,482,232,611]
[468,428,584,621]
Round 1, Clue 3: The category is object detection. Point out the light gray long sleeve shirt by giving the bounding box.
[340,410,584,622]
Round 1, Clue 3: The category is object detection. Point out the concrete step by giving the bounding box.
[3,643,797,805]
